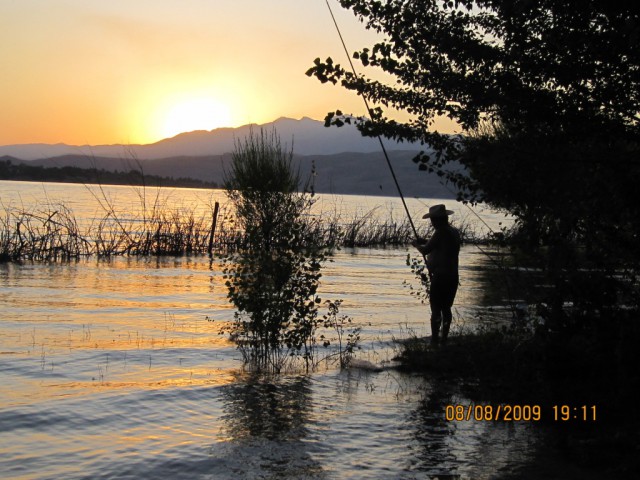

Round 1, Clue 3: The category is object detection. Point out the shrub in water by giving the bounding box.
[220,128,340,371]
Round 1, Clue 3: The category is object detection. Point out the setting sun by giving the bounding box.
[0,1,386,146]
[157,97,232,139]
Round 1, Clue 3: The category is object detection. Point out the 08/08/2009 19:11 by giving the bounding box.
[444,404,597,422]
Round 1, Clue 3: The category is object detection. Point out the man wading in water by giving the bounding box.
[412,204,461,346]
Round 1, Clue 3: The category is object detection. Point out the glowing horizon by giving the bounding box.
[1,1,458,146]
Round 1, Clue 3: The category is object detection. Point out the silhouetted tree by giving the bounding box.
[307,0,640,331]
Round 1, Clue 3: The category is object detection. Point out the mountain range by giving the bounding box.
[0,117,457,198]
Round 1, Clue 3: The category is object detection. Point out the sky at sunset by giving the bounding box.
[1,1,460,147]
[0,0,394,146]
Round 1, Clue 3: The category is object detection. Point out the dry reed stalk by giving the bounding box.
[0,197,485,262]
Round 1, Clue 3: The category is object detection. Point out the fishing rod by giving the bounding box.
[323,0,421,243]
[323,0,524,315]
[325,0,489,239]
[323,0,497,231]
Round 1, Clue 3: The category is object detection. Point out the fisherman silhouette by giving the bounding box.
[412,204,461,346]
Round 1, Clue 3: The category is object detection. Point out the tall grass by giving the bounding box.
[0,189,485,262]
[1,204,91,261]
[317,206,479,248]
[0,195,237,261]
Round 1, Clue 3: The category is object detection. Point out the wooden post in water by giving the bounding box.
[208,202,220,256]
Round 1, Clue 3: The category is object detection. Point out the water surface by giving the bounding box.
[1,181,536,479]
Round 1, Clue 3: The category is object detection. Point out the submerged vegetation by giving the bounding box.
[0,191,479,263]
[218,128,360,372]
[0,194,233,261]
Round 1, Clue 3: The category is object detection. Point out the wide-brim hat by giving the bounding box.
[422,204,454,219]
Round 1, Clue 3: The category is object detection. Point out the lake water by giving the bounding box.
[0,181,543,479]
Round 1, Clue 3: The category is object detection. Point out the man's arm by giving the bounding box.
[412,232,440,255]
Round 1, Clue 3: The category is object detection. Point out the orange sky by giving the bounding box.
[1,0,458,146]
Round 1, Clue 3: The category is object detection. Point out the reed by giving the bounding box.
[1,204,91,261]
[0,192,489,262]
[0,208,14,262]
[0,196,233,260]
[322,207,479,248]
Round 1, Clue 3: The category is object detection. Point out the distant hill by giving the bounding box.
[0,117,462,198]
[298,151,457,198]
[0,117,419,160]
[2,151,458,199]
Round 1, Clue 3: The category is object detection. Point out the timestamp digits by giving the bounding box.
[445,404,598,422]
[445,404,542,422]
[552,405,597,421]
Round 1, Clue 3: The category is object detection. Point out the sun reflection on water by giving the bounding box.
[0,184,534,479]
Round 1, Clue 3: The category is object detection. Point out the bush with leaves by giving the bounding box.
[320,299,361,368]
[402,252,431,305]
[221,128,347,371]
[307,0,640,334]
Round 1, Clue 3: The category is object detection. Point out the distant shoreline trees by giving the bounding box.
[0,158,219,189]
